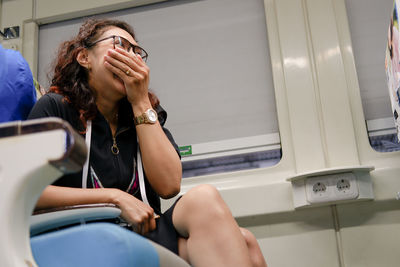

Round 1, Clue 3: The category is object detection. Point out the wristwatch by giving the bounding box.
[134,108,158,125]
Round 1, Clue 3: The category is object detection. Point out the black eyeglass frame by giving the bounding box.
[86,35,148,62]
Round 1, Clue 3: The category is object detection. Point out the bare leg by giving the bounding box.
[240,228,268,267]
[173,184,252,267]
[177,227,268,267]
[177,238,189,263]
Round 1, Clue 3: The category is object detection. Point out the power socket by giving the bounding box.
[332,172,359,200]
[306,172,359,204]
[306,176,333,203]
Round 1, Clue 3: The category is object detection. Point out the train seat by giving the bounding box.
[31,222,160,267]
[0,118,189,267]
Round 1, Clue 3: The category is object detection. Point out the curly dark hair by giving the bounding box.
[49,18,136,130]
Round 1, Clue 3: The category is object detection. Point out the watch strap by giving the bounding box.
[134,109,157,125]
[134,114,148,125]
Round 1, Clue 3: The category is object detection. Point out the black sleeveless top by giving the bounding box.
[28,92,180,214]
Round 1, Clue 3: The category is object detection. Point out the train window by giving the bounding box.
[37,0,281,178]
[345,0,400,152]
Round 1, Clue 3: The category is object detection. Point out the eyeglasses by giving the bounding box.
[86,35,148,62]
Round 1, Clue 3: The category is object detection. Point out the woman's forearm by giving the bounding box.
[35,185,157,233]
[35,185,119,210]
[135,122,182,199]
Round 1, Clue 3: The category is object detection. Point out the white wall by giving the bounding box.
[2,0,400,266]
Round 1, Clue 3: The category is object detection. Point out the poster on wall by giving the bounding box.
[386,0,400,141]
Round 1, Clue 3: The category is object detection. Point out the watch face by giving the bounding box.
[147,109,157,123]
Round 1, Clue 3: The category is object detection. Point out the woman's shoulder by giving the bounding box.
[33,92,66,107]
[42,92,66,102]
[28,92,77,121]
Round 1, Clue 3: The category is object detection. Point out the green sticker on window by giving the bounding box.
[179,145,192,156]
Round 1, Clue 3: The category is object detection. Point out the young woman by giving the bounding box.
[29,18,267,267]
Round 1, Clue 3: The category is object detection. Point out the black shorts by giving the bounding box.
[144,197,182,255]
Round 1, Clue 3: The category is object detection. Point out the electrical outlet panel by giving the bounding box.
[287,166,374,208]
[306,173,359,204]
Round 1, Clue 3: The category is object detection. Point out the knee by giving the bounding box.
[173,184,232,236]
[185,184,222,204]
[182,184,229,218]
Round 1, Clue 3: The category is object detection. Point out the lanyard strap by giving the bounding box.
[137,143,150,206]
[82,121,149,205]
[81,120,92,189]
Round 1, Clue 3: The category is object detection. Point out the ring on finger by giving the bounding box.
[125,68,130,75]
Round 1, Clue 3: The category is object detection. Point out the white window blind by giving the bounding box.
[38,0,280,161]
[345,0,394,121]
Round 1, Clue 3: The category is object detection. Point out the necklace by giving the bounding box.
[105,113,119,155]
[111,136,119,155]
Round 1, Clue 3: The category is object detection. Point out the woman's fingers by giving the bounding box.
[142,217,150,235]
[114,47,146,67]
[131,215,157,235]
[149,215,157,232]
[134,210,154,235]
[131,223,141,234]
[105,48,147,77]
[104,47,150,106]
[116,191,156,235]
[104,55,145,80]
[139,215,157,234]
[104,60,128,79]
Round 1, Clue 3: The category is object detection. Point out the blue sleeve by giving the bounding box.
[0,45,36,122]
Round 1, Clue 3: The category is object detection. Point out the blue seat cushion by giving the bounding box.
[31,222,159,267]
